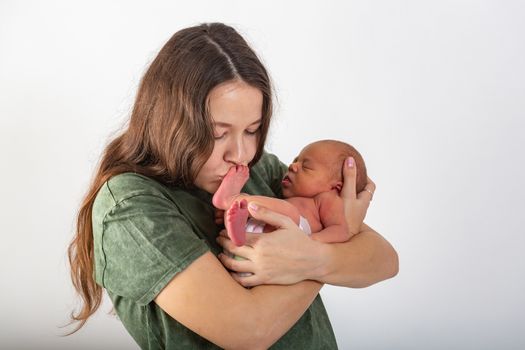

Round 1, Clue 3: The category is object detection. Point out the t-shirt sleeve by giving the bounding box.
[97,194,209,305]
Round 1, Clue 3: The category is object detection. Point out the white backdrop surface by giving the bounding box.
[1,1,524,349]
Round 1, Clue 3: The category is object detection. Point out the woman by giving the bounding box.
[68,22,398,349]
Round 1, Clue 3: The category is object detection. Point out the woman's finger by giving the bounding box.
[218,253,254,274]
[357,176,376,201]
[244,232,262,247]
[214,209,225,225]
[216,236,254,258]
[219,228,261,247]
[247,202,296,230]
[368,176,375,186]
[230,271,260,288]
[366,176,376,193]
[340,157,357,200]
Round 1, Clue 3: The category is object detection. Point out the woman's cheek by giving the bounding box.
[248,137,258,159]
[207,144,223,168]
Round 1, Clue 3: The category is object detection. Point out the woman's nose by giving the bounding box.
[225,136,247,165]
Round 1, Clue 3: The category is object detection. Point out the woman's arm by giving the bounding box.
[155,214,323,350]
[217,210,398,288]
[310,223,398,287]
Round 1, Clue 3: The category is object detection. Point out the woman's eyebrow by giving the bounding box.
[213,119,262,127]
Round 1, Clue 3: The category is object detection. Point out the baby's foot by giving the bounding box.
[226,199,249,246]
[212,165,250,209]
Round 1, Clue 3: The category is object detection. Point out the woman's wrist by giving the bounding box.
[307,226,399,287]
[306,239,332,282]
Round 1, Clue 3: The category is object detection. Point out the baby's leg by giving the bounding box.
[243,195,302,225]
[225,199,250,246]
[212,165,250,209]
[225,195,302,246]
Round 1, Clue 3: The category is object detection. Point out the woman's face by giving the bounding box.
[194,80,263,194]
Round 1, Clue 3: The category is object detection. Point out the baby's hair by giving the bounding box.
[315,140,368,193]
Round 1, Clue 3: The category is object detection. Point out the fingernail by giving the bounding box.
[248,202,258,211]
[347,157,354,168]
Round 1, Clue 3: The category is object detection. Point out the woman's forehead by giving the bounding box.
[208,80,263,128]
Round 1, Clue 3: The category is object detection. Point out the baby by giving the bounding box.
[212,139,367,246]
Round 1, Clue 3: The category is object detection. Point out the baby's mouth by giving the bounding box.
[282,175,292,186]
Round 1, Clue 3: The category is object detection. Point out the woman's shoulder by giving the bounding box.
[105,172,171,201]
[244,151,287,197]
[93,172,174,220]
[251,151,286,177]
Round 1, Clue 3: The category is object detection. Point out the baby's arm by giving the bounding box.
[310,191,351,243]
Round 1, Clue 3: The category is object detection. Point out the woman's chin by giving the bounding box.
[206,181,222,194]
[193,180,220,195]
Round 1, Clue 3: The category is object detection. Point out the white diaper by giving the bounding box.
[245,217,266,233]
[245,216,311,235]
[298,216,312,235]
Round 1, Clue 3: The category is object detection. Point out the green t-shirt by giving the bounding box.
[92,151,338,349]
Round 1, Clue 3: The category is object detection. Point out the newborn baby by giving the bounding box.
[212,139,368,246]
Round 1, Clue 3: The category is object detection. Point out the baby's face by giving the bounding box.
[281,142,340,198]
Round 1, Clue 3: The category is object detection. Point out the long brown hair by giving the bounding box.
[67,23,273,334]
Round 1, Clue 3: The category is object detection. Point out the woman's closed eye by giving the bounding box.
[214,132,227,140]
[245,127,260,136]
[214,127,260,140]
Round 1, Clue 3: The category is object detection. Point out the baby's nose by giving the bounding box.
[288,162,298,172]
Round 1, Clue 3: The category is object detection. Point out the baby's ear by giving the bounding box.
[332,181,343,193]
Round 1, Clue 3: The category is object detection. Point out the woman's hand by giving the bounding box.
[216,203,325,288]
[214,208,225,226]
[341,157,376,236]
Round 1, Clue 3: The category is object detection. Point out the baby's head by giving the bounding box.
[281,140,367,198]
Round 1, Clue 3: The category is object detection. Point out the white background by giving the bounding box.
[1,1,524,349]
